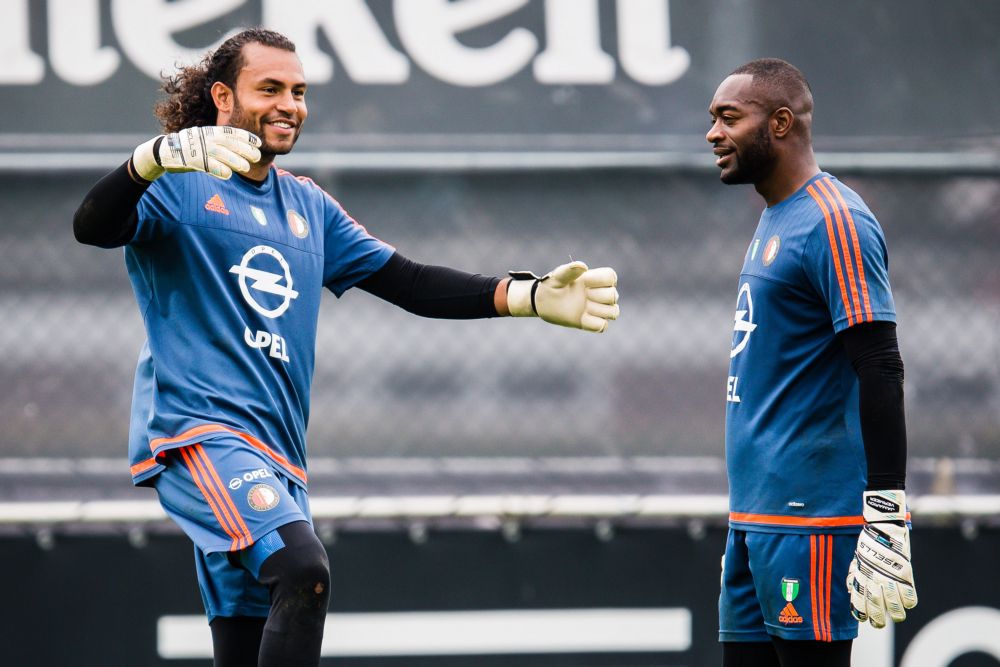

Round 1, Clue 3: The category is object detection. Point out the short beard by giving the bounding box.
[721,123,776,185]
[228,97,297,157]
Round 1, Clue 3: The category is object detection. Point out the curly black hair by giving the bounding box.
[154,28,296,133]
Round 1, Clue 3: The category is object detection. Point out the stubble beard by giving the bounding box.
[229,97,299,158]
[721,123,776,186]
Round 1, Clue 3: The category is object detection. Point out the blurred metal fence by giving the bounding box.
[2,168,999,461]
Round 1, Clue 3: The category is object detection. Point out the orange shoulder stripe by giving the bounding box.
[806,184,855,327]
[815,179,863,325]
[825,180,873,322]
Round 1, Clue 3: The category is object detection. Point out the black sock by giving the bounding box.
[772,636,853,667]
[723,641,780,667]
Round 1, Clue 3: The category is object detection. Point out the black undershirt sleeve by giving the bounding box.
[355,252,502,319]
[838,320,907,490]
[73,160,150,248]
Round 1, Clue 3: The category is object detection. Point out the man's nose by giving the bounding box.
[706,120,723,144]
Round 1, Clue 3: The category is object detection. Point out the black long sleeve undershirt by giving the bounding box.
[838,320,907,490]
[356,252,502,319]
[73,160,148,248]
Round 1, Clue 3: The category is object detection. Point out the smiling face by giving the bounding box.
[215,43,307,159]
[706,74,777,185]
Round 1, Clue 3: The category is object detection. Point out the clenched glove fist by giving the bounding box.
[132,126,261,181]
[507,261,619,333]
[847,490,918,628]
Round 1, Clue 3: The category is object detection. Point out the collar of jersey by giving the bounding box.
[768,171,830,211]
[232,166,276,195]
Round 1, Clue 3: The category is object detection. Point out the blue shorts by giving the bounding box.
[719,528,859,643]
[153,438,311,620]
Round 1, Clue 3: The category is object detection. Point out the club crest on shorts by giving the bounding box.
[781,577,800,602]
[778,577,804,624]
[762,235,781,266]
[287,209,309,238]
[247,483,280,511]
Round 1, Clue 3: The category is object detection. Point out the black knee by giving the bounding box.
[257,522,331,629]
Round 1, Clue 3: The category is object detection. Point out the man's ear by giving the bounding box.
[771,107,795,139]
[211,81,234,122]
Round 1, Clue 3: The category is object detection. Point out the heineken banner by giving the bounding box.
[1,0,997,157]
[2,525,999,665]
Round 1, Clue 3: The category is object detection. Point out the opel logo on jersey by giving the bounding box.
[731,282,757,358]
[229,245,300,318]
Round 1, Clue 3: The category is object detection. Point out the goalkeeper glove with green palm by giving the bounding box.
[847,489,918,628]
[131,126,262,182]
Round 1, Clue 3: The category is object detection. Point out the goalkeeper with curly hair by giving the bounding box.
[73,28,619,667]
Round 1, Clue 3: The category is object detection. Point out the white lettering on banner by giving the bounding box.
[534,0,615,84]
[263,0,409,84]
[2,0,45,84]
[110,0,243,79]
[617,0,690,85]
[49,0,121,85]
[8,0,690,87]
[395,0,537,87]
[244,328,291,363]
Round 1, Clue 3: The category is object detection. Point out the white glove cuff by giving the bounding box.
[862,489,906,523]
[132,136,166,181]
[507,279,536,317]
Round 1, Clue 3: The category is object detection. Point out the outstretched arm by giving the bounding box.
[356,254,619,332]
[356,252,505,319]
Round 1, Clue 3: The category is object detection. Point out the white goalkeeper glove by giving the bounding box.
[847,490,918,628]
[507,261,619,333]
[131,126,261,182]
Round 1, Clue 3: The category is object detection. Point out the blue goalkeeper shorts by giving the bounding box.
[719,528,859,642]
[153,437,311,620]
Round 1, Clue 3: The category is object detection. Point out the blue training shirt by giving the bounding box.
[125,167,394,487]
[725,172,896,534]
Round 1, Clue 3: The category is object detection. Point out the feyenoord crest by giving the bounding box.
[781,577,800,602]
[762,235,781,266]
[287,209,309,238]
[247,483,280,511]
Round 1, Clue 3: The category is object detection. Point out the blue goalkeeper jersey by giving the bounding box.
[125,167,394,487]
[725,172,896,534]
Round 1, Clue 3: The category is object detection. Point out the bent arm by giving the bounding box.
[73,160,151,248]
